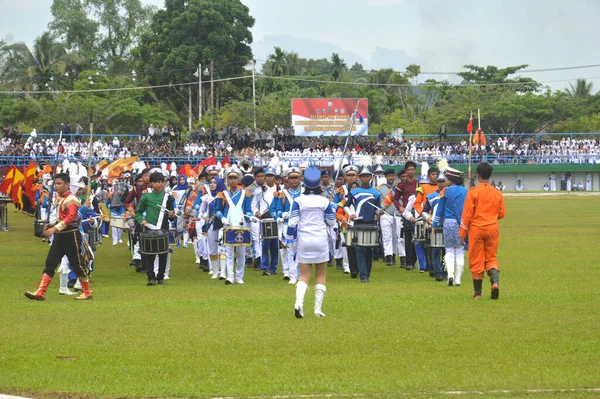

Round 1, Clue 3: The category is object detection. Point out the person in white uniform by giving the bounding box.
[285,166,337,318]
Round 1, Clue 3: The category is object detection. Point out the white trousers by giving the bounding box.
[112,227,123,244]
[195,221,209,259]
[287,242,299,279]
[550,180,557,191]
[251,221,262,257]
[133,241,141,260]
[226,246,246,282]
[444,247,464,285]
[380,214,397,257]
[395,216,406,257]
[154,251,171,278]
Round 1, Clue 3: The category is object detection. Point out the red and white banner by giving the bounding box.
[291,98,369,137]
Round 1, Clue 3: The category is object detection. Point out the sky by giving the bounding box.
[1,0,599,91]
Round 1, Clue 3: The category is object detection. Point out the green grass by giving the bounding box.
[1,197,599,399]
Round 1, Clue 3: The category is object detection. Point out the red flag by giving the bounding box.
[178,166,186,176]
[0,166,16,194]
[199,156,217,167]
[466,116,473,134]
[222,156,231,168]
[23,161,38,204]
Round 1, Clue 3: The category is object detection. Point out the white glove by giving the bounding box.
[276,217,284,224]
[221,217,230,226]
[282,212,289,220]
[201,212,208,219]
[250,216,259,223]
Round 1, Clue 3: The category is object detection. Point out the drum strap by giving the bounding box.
[147,193,169,231]
[223,189,245,210]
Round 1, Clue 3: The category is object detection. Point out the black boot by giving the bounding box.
[473,279,483,298]
[245,257,253,268]
[335,258,343,271]
[488,269,499,300]
[392,255,397,265]
[327,257,333,267]
[385,255,393,266]
[254,257,262,271]
[399,256,407,269]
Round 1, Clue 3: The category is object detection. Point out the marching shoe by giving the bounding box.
[147,279,156,286]
[225,279,233,285]
[119,239,122,243]
[392,255,397,265]
[195,256,201,264]
[491,283,499,300]
[399,257,407,269]
[74,279,82,292]
[219,275,226,280]
[385,255,393,266]
[157,279,167,285]
[294,306,304,319]
[344,270,350,274]
[335,258,343,271]
[473,279,483,299]
[74,280,93,300]
[283,275,290,281]
[59,273,76,296]
[314,284,326,317]
[289,278,297,285]
[350,272,358,279]
[262,270,270,276]
[236,279,245,285]
[211,273,219,279]
[25,274,52,301]
[448,277,454,286]
[327,258,333,267]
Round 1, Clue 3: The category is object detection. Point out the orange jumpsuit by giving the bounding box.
[459,183,506,279]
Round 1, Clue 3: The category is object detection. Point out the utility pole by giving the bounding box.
[252,59,257,130]
[188,86,192,132]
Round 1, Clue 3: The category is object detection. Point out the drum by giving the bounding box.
[33,219,46,237]
[428,227,444,248]
[140,229,170,255]
[223,227,252,246]
[413,220,427,243]
[345,224,381,247]
[100,203,110,222]
[110,215,129,230]
[261,218,278,240]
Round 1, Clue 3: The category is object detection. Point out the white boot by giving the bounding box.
[195,256,201,264]
[183,231,189,248]
[59,272,75,295]
[454,249,464,286]
[289,278,297,285]
[211,257,219,279]
[74,278,82,292]
[314,284,326,317]
[294,281,308,318]
[445,251,455,286]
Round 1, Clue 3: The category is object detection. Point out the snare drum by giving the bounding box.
[260,218,278,240]
[413,220,427,243]
[223,227,252,246]
[33,219,46,237]
[110,215,129,230]
[345,224,381,247]
[140,229,170,255]
[428,227,444,248]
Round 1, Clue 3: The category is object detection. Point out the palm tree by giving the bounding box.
[330,53,347,82]
[566,79,593,97]
[285,51,302,76]
[266,47,287,77]
[0,32,78,90]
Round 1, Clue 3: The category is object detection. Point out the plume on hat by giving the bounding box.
[420,161,429,180]
[437,158,449,173]
[360,155,373,167]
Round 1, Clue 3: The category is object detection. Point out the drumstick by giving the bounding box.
[365,201,395,216]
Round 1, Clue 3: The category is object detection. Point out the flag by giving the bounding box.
[200,156,217,167]
[222,156,231,168]
[23,161,38,204]
[10,167,25,207]
[466,116,473,134]
[96,159,109,171]
[0,166,16,194]
[357,112,364,124]
[107,156,138,182]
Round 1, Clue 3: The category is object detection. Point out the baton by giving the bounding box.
[365,201,395,216]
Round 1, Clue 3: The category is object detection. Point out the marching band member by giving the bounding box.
[319,169,335,267]
[271,167,303,284]
[252,167,278,276]
[423,172,447,281]
[391,161,419,270]
[413,164,440,273]
[171,174,191,248]
[198,176,227,279]
[95,176,110,237]
[249,168,265,270]
[334,165,360,278]
[123,169,151,272]
[25,173,93,301]
[432,167,468,287]
[136,171,176,286]
[285,166,337,318]
[331,171,350,273]
[459,162,506,300]
[376,168,399,266]
[345,165,381,283]
[108,174,127,245]
[241,174,257,268]
[215,167,256,284]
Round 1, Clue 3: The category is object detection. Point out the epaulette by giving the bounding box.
[416,187,424,194]
[245,190,252,197]
[216,192,224,199]
[376,184,384,189]
[439,188,446,198]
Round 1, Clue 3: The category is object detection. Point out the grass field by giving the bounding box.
[1,196,599,399]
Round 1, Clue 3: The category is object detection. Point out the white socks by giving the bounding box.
[314,284,326,317]
[295,281,309,318]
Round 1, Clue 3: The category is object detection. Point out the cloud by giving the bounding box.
[367,0,406,6]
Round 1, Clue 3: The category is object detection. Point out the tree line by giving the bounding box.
[0,0,599,136]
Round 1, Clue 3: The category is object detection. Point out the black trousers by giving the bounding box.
[143,253,168,280]
[404,228,417,266]
[44,230,87,278]
[346,246,359,275]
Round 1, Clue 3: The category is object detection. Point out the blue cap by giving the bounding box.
[253,167,265,176]
[396,168,406,176]
[265,167,276,176]
[321,170,331,177]
[303,166,321,189]
[384,168,396,176]
[241,175,255,187]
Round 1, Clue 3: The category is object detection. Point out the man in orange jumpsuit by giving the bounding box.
[459,162,506,300]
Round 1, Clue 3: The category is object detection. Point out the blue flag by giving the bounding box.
[357,112,364,123]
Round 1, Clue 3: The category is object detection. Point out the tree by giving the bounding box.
[134,0,255,124]
[330,53,347,82]
[349,62,365,74]
[0,32,79,91]
[457,64,540,93]
[566,79,593,98]
[266,47,287,76]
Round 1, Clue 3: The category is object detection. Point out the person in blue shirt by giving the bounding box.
[432,167,468,287]
[215,167,257,285]
[344,165,381,283]
[422,172,447,281]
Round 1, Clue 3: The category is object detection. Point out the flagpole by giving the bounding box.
[338,100,361,175]
[46,129,63,222]
[478,108,481,130]
[87,108,94,198]
[468,111,474,188]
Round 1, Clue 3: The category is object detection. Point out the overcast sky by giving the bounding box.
[2,0,599,91]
